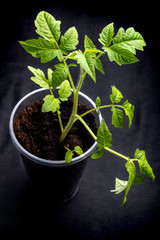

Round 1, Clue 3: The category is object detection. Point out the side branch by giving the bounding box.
[79,104,126,118]
[75,114,129,162]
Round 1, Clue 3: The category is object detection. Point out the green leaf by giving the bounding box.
[19,38,62,63]
[95,58,104,75]
[113,27,146,54]
[42,95,60,113]
[65,149,74,163]
[84,36,103,56]
[95,96,101,108]
[52,64,69,90]
[95,96,101,115]
[133,174,145,185]
[134,149,155,181]
[65,50,79,60]
[99,23,114,48]
[47,68,53,86]
[60,27,79,52]
[59,80,72,101]
[106,46,139,65]
[110,85,123,104]
[91,148,103,159]
[84,35,96,49]
[122,161,136,205]
[65,146,83,163]
[84,49,103,55]
[111,107,124,128]
[35,11,61,43]
[76,51,96,82]
[110,178,128,194]
[74,146,83,155]
[97,118,112,148]
[28,66,49,88]
[55,50,63,62]
[103,26,146,65]
[68,63,77,68]
[122,100,134,128]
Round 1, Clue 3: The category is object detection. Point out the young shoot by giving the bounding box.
[19,11,155,205]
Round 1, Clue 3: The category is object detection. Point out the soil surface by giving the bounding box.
[14,99,98,160]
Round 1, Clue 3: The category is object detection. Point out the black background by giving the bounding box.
[0,1,160,239]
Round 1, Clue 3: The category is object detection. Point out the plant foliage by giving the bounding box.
[19,11,155,205]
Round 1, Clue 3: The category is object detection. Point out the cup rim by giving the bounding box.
[9,88,102,166]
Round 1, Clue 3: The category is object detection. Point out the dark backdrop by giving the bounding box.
[0,1,160,239]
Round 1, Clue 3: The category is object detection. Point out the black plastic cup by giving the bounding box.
[9,88,102,202]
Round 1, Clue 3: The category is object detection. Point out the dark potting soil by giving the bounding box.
[14,99,98,160]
